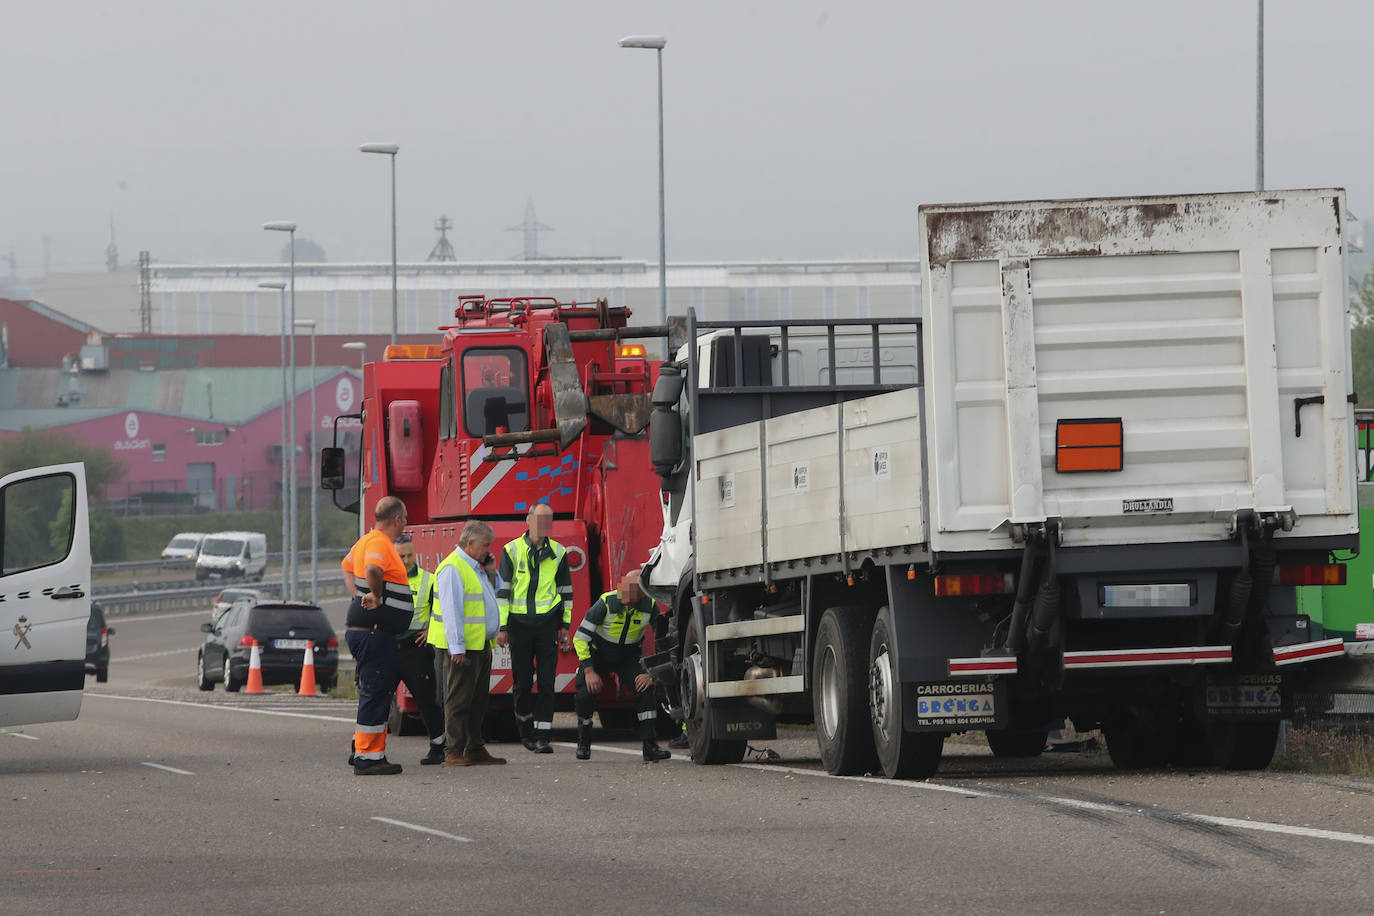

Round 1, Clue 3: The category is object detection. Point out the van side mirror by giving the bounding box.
[200,622,213,633]
[320,447,346,490]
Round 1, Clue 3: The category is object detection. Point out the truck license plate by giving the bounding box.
[491,646,511,670]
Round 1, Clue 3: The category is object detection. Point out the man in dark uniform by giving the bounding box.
[572,570,672,763]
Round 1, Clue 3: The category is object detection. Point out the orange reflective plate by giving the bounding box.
[1056,419,1123,472]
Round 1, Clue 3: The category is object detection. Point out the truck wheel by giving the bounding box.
[869,605,943,779]
[682,612,746,765]
[986,729,1048,758]
[1103,712,1170,770]
[1207,720,1279,770]
[813,606,878,775]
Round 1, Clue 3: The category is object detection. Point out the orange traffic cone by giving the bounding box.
[245,638,265,694]
[297,641,318,696]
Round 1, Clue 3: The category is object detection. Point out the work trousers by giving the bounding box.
[444,646,492,755]
[575,656,657,742]
[508,618,560,736]
[346,627,397,761]
[394,636,444,746]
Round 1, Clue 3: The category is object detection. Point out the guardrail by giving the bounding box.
[94,549,349,578]
[99,576,350,614]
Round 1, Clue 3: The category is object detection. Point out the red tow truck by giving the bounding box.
[323,296,670,735]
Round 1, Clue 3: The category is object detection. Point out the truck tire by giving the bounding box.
[869,605,943,779]
[813,606,878,776]
[1207,720,1279,771]
[1103,712,1170,770]
[986,729,1048,758]
[683,611,746,765]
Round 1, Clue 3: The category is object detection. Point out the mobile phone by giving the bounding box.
[482,552,494,566]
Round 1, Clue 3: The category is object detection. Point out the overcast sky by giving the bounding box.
[3,1,1371,273]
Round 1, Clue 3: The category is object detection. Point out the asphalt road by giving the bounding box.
[3,598,1374,914]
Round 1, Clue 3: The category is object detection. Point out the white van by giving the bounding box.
[161,532,207,563]
[195,531,268,581]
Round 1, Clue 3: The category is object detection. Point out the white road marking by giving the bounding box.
[371,816,471,843]
[91,693,353,724]
[2,730,39,740]
[557,743,1374,849]
[118,647,201,662]
[141,761,194,776]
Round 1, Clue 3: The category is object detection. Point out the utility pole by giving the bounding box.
[138,251,152,334]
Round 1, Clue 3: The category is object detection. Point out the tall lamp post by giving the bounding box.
[360,143,400,345]
[295,318,319,604]
[263,221,298,600]
[618,35,668,330]
[258,279,289,585]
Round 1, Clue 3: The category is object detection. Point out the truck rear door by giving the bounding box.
[0,462,91,727]
[919,190,1356,551]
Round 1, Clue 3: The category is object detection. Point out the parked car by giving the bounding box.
[85,601,114,683]
[198,602,338,693]
[160,532,208,564]
[211,587,265,619]
[195,531,268,581]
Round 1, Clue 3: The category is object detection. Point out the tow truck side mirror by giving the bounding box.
[651,367,685,407]
[320,447,346,490]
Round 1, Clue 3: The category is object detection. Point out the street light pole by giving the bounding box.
[263,221,298,600]
[258,279,288,577]
[295,319,318,604]
[618,35,668,329]
[1256,0,1264,191]
[360,143,400,345]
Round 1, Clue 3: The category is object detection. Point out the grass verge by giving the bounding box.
[1275,724,1374,776]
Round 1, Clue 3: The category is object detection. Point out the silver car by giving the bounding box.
[211,587,264,619]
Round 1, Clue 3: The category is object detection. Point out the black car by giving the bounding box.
[85,602,114,683]
[198,602,338,692]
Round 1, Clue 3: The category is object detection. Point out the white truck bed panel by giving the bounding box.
[919,190,1357,551]
[694,388,926,576]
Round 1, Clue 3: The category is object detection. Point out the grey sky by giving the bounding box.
[3,1,1370,273]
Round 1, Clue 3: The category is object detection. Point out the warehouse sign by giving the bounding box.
[114,412,151,451]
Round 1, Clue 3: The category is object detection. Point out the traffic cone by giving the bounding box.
[297,641,318,696]
[245,639,265,694]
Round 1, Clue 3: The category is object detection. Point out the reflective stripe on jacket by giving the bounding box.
[404,567,434,635]
[497,535,571,627]
[573,590,655,667]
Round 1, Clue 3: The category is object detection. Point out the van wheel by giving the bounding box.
[869,605,943,779]
[682,610,746,765]
[813,606,878,775]
[197,653,214,691]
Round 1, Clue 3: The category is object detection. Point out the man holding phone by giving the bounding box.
[435,519,506,766]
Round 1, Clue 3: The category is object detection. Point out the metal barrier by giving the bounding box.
[99,576,350,615]
[94,549,349,578]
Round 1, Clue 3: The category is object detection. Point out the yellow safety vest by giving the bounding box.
[431,551,491,652]
[573,590,651,663]
[404,567,434,635]
[501,535,570,625]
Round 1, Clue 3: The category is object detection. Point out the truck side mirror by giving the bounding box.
[649,405,682,476]
[320,447,346,490]
[651,366,685,407]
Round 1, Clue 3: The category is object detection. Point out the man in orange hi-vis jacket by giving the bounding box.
[341,496,414,775]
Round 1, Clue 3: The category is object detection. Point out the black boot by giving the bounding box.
[519,718,539,752]
[421,742,445,766]
[576,717,592,760]
[642,741,671,763]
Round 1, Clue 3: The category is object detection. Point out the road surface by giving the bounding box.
[3,597,1372,914]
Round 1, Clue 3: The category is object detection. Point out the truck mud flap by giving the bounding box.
[708,702,776,741]
[907,679,1007,732]
[1197,673,1289,721]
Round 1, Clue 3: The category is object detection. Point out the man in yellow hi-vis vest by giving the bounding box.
[394,536,445,765]
[497,503,572,754]
[435,519,506,766]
